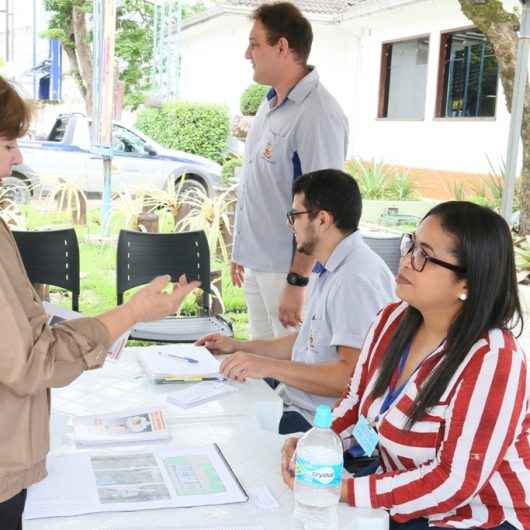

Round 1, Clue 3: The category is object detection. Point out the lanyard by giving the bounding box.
[379,342,411,415]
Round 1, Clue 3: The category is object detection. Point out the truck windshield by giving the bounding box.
[47,116,70,142]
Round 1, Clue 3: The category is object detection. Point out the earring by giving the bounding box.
[458,293,467,301]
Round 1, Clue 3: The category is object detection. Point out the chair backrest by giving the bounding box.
[362,234,402,275]
[117,229,211,314]
[12,228,80,311]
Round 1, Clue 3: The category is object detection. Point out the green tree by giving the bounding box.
[456,0,530,232]
[43,0,154,113]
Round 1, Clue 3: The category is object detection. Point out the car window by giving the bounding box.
[48,116,70,142]
[112,125,147,154]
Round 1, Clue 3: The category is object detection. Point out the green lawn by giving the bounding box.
[21,203,250,340]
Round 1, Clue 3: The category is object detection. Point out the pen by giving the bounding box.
[157,376,224,383]
[158,351,199,364]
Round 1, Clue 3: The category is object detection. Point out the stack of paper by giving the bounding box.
[73,407,171,446]
[167,381,238,408]
[43,302,129,361]
[138,344,223,383]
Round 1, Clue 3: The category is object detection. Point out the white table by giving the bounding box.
[26,347,387,530]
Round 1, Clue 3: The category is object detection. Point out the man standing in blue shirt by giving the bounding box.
[200,170,395,434]
[231,2,349,340]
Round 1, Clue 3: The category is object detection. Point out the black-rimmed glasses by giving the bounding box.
[286,209,313,225]
[400,233,466,274]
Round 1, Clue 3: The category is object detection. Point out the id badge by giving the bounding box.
[352,415,379,456]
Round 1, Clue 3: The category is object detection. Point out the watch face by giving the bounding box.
[287,273,308,286]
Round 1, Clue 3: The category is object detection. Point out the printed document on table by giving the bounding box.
[103,527,265,530]
[102,527,265,530]
[73,407,171,446]
[43,302,129,361]
[138,344,223,382]
[24,444,248,519]
[167,381,238,408]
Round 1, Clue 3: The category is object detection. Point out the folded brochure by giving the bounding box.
[73,407,171,446]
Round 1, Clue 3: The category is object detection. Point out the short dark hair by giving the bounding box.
[251,2,313,64]
[292,169,362,234]
[0,76,31,139]
[371,201,523,427]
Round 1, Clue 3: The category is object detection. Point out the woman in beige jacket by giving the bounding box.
[0,77,200,529]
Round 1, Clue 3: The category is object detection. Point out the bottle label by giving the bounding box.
[294,456,343,488]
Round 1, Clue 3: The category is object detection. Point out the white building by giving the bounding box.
[180,0,522,198]
[0,0,85,133]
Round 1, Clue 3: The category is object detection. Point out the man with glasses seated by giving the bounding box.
[197,169,395,434]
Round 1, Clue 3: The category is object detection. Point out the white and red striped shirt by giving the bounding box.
[332,301,530,529]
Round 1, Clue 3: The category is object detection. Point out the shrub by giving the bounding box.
[240,83,269,116]
[346,159,418,201]
[135,101,230,163]
[386,170,417,201]
[222,155,243,185]
[348,159,391,200]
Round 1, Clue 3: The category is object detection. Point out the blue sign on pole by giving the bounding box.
[50,38,62,102]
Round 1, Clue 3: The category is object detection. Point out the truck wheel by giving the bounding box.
[174,178,207,225]
[1,176,31,204]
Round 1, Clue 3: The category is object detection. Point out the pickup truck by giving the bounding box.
[6,113,223,203]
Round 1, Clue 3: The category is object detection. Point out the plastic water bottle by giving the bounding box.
[293,404,344,530]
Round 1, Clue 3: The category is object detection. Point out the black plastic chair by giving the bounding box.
[116,229,233,342]
[362,234,402,275]
[12,228,80,311]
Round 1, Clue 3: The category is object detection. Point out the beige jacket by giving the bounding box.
[0,219,111,502]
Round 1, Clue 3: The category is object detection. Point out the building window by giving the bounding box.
[378,37,430,119]
[436,28,498,118]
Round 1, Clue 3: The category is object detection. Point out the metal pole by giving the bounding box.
[33,0,37,99]
[501,2,530,222]
[92,0,116,237]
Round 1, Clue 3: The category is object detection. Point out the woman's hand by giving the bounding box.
[281,437,300,490]
[128,274,200,323]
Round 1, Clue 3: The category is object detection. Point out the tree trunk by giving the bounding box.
[72,5,93,115]
[457,0,530,232]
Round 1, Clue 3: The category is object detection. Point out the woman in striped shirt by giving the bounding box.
[281,201,529,529]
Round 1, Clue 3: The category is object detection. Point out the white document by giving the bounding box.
[73,407,171,446]
[25,444,248,519]
[138,344,223,383]
[167,381,238,408]
[103,527,265,530]
[247,485,280,512]
[43,302,129,361]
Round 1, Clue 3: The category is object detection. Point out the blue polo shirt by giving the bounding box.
[278,231,396,421]
[232,68,349,273]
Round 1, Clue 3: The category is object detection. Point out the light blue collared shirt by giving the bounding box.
[278,231,396,421]
[232,68,349,272]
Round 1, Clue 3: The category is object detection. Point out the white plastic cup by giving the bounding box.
[254,399,283,432]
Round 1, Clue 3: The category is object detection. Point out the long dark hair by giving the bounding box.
[371,201,523,427]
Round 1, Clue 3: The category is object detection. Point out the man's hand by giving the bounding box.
[195,333,238,355]
[281,437,299,489]
[278,284,305,328]
[220,352,272,382]
[230,261,245,288]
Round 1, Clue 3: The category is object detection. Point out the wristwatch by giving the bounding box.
[286,272,309,287]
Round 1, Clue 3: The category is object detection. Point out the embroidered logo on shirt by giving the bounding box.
[262,143,273,160]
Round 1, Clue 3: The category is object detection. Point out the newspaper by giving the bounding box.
[24,445,248,519]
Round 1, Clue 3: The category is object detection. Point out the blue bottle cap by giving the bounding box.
[314,404,332,428]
